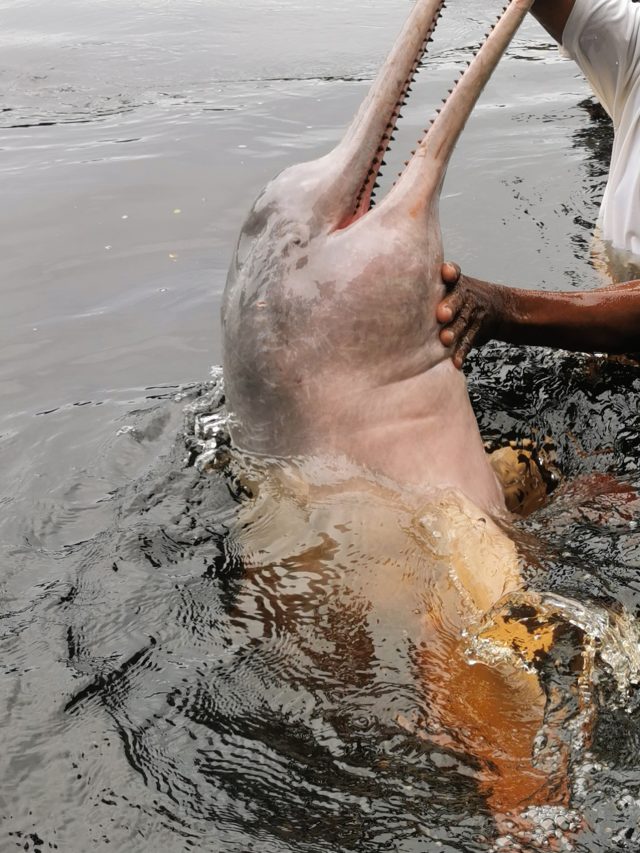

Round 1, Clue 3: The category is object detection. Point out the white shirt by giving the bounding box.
[563,0,640,256]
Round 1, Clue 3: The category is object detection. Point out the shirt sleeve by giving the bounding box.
[562,0,640,126]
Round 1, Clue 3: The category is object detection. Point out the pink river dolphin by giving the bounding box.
[217,0,597,830]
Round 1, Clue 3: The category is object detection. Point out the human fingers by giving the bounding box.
[439,305,471,347]
[441,261,462,289]
[453,314,483,368]
[436,290,464,325]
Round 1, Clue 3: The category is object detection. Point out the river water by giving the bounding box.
[2,1,640,851]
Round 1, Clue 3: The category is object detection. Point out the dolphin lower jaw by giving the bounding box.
[328,0,535,229]
[381,0,535,217]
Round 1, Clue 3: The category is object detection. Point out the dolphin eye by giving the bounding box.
[288,230,309,250]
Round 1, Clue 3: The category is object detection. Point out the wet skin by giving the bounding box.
[221,0,580,823]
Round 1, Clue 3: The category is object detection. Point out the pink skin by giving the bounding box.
[437,262,640,368]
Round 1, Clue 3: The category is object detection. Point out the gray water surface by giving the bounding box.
[4,2,638,852]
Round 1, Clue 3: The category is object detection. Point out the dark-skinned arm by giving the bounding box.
[530,0,576,44]
[438,263,640,368]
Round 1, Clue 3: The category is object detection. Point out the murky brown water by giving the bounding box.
[3,2,640,851]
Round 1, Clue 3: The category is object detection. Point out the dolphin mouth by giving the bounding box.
[333,0,534,230]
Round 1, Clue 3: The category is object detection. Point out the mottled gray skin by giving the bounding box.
[222,0,534,516]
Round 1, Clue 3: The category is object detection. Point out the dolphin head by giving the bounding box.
[222,0,533,512]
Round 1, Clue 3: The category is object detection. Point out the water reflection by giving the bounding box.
[573,98,614,184]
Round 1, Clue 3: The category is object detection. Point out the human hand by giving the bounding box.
[437,262,504,368]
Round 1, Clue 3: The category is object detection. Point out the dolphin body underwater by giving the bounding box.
[219,0,604,833]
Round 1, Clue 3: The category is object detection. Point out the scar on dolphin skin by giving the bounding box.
[219,0,599,832]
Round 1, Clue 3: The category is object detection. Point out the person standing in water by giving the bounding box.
[437,0,640,367]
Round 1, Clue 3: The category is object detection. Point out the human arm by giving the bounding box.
[437,262,640,368]
[530,0,576,43]
[535,0,640,124]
